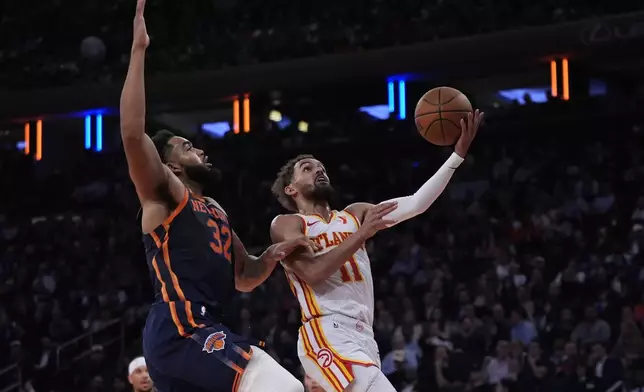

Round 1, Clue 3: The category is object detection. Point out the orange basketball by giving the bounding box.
[414,87,472,146]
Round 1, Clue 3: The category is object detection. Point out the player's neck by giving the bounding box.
[183,180,204,198]
[298,202,332,220]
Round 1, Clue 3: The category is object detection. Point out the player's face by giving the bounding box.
[128,366,153,392]
[289,158,334,202]
[167,137,220,187]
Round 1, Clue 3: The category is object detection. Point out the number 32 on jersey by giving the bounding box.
[340,256,363,283]
[207,219,232,262]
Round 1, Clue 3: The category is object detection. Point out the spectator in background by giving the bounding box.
[571,307,611,347]
[484,340,518,389]
[127,357,153,392]
[518,340,552,392]
[382,333,419,388]
[588,342,622,392]
[510,308,538,346]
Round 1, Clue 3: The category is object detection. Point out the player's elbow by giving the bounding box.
[235,277,257,293]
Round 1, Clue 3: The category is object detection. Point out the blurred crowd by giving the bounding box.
[0,0,642,88]
[1,95,644,392]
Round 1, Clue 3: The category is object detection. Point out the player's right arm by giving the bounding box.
[120,0,176,204]
[270,202,397,286]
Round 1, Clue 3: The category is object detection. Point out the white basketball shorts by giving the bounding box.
[297,314,382,392]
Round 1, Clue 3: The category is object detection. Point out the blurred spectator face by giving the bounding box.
[458,289,471,305]
[584,307,597,322]
[430,308,443,322]
[496,341,509,359]
[461,317,473,333]
[304,374,324,392]
[430,278,443,293]
[591,343,607,361]
[492,304,505,321]
[128,365,153,392]
[435,346,449,361]
[391,334,405,350]
[528,341,541,358]
[561,308,573,323]
[509,341,523,358]
[510,310,521,325]
[564,342,577,357]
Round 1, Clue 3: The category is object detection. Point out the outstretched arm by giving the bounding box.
[271,204,396,286]
[347,110,483,226]
[232,230,320,292]
[120,0,176,204]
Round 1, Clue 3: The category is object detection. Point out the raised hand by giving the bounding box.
[359,202,398,238]
[264,236,322,263]
[454,109,484,158]
[132,0,150,50]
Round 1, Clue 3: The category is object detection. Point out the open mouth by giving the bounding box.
[315,175,328,184]
[203,156,212,169]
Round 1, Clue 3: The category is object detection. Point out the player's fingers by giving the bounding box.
[374,203,398,218]
[136,0,146,15]
[460,118,466,134]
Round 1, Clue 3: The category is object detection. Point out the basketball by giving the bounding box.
[414,87,473,146]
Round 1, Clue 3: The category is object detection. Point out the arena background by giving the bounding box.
[2,1,644,391]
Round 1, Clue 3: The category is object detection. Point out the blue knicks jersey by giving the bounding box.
[142,189,235,336]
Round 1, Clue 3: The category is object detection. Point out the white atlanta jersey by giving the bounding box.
[284,210,375,326]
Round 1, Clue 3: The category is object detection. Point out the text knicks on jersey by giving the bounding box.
[190,198,232,263]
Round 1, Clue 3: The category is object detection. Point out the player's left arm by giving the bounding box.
[346,110,483,226]
[231,230,320,292]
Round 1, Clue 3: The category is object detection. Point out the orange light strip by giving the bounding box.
[24,123,30,155]
[233,98,240,134]
[562,58,570,101]
[243,94,250,133]
[550,60,558,98]
[36,120,42,161]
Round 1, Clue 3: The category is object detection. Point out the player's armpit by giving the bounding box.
[344,202,373,224]
[231,231,272,292]
[270,214,369,286]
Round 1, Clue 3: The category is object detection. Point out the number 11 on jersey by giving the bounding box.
[340,256,364,283]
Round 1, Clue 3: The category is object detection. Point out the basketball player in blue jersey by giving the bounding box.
[120,1,319,391]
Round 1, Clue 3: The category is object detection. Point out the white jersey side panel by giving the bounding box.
[284,210,374,326]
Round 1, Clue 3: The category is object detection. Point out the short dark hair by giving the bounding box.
[271,154,314,212]
[151,130,176,163]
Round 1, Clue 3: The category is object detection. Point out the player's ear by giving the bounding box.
[166,162,182,176]
[284,184,297,197]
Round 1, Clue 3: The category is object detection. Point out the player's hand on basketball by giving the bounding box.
[132,0,150,50]
[359,202,398,238]
[266,237,322,262]
[454,109,484,158]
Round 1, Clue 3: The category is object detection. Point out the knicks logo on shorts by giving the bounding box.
[202,331,227,353]
[317,348,333,368]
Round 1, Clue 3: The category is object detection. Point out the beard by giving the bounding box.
[306,182,335,204]
[184,164,221,194]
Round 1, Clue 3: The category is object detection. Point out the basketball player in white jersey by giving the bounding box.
[269,110,483,392]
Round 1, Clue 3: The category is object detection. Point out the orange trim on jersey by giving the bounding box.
[232,372,241,392]
[309,319,354,382]
[234,345,252,361]
[311,318,375,368]
[162,238,187,301]
[184,301,205,329]
[149,230,162,248]
[168,301,188,337]
[151,256,170,302]
[301,327,344,392]
[284,271,306,323]
[162,188,189,229]
[344,210,361,228]
[229,361,244,374]
[296,275,321,320]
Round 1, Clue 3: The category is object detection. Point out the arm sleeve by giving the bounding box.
[381,153,464,225]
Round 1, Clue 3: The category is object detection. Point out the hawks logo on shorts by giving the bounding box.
[316,348,334,368]
[202,331,227,353]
